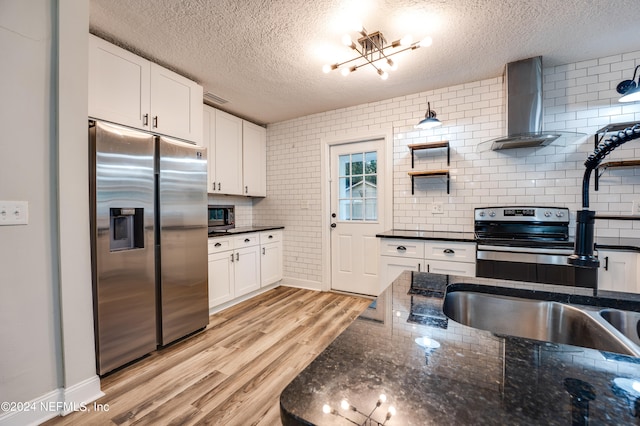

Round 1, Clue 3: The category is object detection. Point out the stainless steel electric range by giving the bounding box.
[474,206,594,288]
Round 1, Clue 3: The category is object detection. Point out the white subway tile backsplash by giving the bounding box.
[254,49,640,284]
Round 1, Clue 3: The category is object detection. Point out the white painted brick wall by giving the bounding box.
[255,50,640,285]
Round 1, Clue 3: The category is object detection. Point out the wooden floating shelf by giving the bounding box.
[595,160,640,190]
[408,141,449,168]
[408,170,449,194]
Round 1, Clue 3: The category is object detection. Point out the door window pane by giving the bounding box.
[336,151,377,222]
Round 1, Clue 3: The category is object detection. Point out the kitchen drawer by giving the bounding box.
[233,233,259,248]
[380,239,425,258]
[208,237,232,254]
[427,260,476,277]
[424,241,476,262]
[260,230,282,245]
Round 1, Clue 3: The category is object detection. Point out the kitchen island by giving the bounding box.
[280,271,640,425]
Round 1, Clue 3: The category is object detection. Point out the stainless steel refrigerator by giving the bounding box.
[89,120,208,375]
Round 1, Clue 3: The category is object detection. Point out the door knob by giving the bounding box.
[330,223,336,228]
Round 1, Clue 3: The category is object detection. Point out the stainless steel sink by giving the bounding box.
[443,290,640,357]
[599,309,640,346]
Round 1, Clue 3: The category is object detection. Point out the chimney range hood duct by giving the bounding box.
[489,56,561,150]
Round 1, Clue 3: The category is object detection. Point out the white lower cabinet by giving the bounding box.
[260,231,283,287]
[597,249,640,293]
[208,249,234,307]
[233,244,261,296]
[208,230,283,309]
[379,238,476,290]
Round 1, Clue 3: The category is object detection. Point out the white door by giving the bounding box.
[330,140,385,296]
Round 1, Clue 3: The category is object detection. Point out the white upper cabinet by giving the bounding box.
[89,34,203,144]
[242,121,267,197]
[150,63,203,144]
[203,105,266,196]
[89,35,150,130]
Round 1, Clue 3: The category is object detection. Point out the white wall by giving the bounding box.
[0,0,60,404]
[256,50,640,287]
[0,1,99,424]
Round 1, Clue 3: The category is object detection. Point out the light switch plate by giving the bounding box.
[0,201,28,225]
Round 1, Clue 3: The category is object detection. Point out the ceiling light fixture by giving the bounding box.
[616,65,640,102]
[415,102,442,129]
[322,25,432,80]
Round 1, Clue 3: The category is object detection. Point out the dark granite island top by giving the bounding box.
[280,271,640,425]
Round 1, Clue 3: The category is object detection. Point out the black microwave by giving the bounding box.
[208,205,235,231]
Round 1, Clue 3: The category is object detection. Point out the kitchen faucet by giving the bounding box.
[569,123,640,271]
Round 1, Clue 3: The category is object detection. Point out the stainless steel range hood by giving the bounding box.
[489,56,562,150]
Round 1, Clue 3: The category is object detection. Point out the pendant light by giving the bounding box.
[616,65,640,103]
[415,102,442,129]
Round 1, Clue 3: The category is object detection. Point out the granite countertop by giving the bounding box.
[280,271,640,425]
[208,225,284,238]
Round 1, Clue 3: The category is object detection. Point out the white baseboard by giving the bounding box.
[281,277,323,291]
[0,376,103,426]
[61,375,104,415]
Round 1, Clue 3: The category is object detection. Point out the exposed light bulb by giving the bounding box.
[379,394,387,403]
[322,404,332,414]
[341,67,351,76]
[342,34,353,46]
[389,406,397,416]
[387,59,398,71]
[400,34,413,46]
[378,69,389,80]
[340,399,350,410]
[419,36,433,47]
[322,64,332,73]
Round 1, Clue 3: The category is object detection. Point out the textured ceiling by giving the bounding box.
[90,0,640,125]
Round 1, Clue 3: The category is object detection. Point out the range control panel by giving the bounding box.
[475,206,570,223]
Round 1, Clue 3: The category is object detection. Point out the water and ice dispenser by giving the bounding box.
[109,208,144,251]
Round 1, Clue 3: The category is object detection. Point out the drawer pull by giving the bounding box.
[268,235,273,239]
[396,246,407,251]
[244,238,250,243]
[443,248,455,254]
[215,242,221,247]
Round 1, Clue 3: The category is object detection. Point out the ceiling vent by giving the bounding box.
[204,92,229,105]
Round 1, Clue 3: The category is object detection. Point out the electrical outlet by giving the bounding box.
[0,201,28,225]
[432,202,444,214]
[633,200,640,215]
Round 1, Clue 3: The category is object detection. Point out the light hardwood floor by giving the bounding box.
[43,286,371,426]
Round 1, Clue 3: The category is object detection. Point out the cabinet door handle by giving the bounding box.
[427,264,430,273]
[396,246,406,252]
[262,247,266,255]
[143,114,149,126]
[418,263,421,272]
[152,116,158,128]
[604,256,609,271]
[218,182,221,191]
[443,248,455,254]
[215,242,221,247]
[236,252,240,261]
[245,185,248,194]
[230,253,234,263]
[212,182,216,191]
